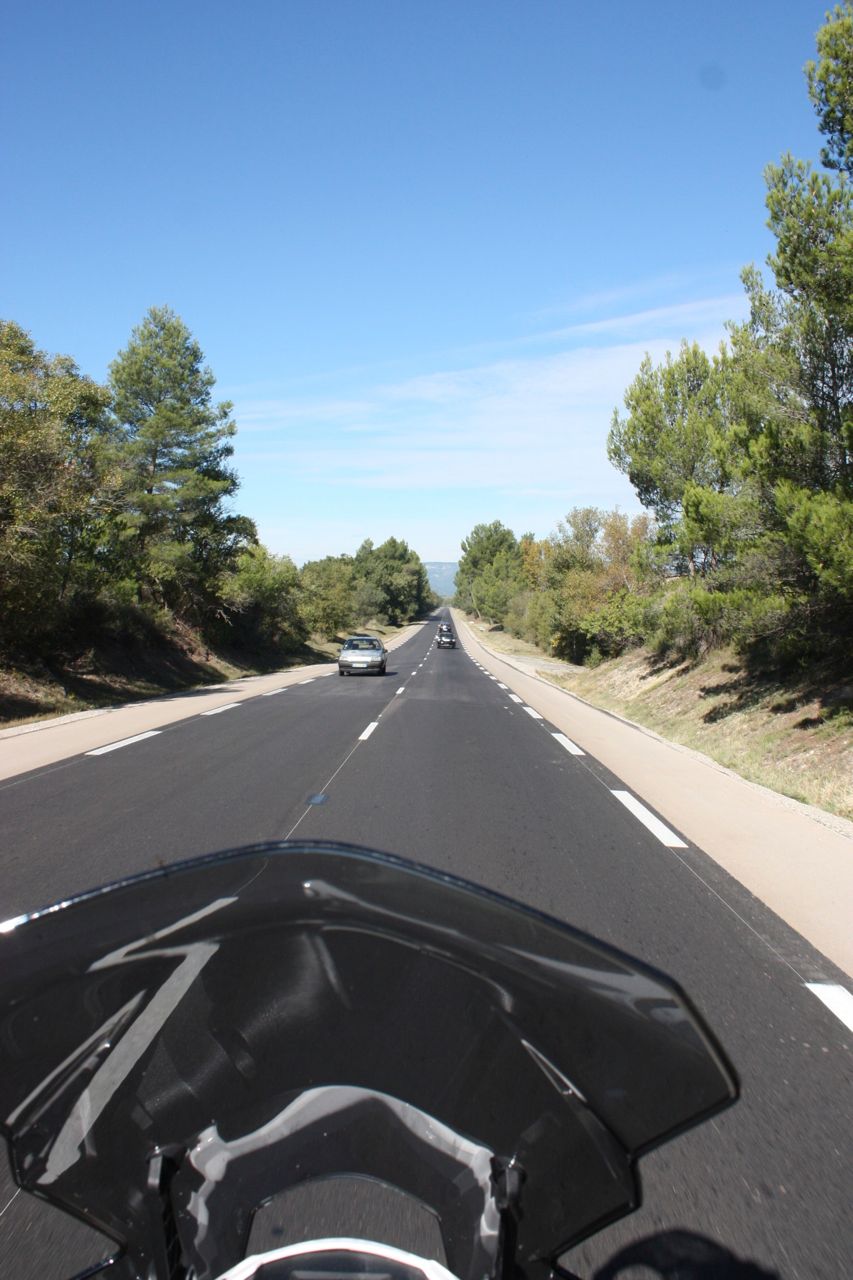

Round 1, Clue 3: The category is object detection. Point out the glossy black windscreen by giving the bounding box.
[0,843,737,1280]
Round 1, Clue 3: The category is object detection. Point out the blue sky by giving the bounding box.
[2,1,831,562]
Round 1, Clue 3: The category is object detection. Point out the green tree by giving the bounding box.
[0,321,112,644]
[542,508,657,661]
[548,507,603,577]
[374,537,431,623]
[300,555,355,637]
[454,521,519,613]
[221,545,305,650]
[109,306,253,617]
[724,4,853,609]
[807,2,853,174]
[608,343,730,573]
[474,549,525,624]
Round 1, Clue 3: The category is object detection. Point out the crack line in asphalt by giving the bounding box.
[0,1189,20,1220]
[282,737,364,840]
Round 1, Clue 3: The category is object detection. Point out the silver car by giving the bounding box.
[338,635,388,676]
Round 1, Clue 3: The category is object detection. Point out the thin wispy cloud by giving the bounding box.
[546,294,744,339]
[230,287,748,559]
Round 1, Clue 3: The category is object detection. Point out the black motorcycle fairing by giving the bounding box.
[0,842,738,1280]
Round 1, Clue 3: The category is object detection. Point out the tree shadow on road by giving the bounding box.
[584,1229,781,1278]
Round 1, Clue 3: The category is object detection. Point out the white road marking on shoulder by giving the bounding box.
[611,790,688,847]
[200,703,241,716]
[497,683,507,689]
[805,983,853,1032]
[523,706,543,719]
[552,732,585,756]
[299,678,315,685]
[86,731,162,756]
[489,676,498,681]
[509,694,523,703]
[261,688,287,696]
[359,721,379,741]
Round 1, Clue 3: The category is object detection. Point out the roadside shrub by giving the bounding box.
[652,585,718,658]
[504,588,562,652]
[351,581,388,627]
[503,590,531,640]
[579,589,647,657]
[220,547,306,652]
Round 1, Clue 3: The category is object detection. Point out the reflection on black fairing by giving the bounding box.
[0,842,738,1280]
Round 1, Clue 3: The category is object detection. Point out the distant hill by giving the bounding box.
[424,561,458,598]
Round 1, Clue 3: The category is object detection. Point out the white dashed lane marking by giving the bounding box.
[463,640,853,1039]
[261,688,287,697]
[359,721,379,741]
[299,679,315,685]
[200,703,241,717]
[806,983,853,1032]
[86,731,162,756]
[611,790,688,848]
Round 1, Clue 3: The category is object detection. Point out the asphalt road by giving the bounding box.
[0,613,850,1279]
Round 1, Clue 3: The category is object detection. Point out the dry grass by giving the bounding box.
[549,650,852,819]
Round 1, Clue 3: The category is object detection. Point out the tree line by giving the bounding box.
[0,306,434,661]
[456,5,852,670]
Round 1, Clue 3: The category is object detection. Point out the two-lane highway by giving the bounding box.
[1,615,851,1278]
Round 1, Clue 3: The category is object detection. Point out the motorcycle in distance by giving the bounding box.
[0,842,738,1280]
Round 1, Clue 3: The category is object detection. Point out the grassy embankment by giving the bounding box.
[0,618,414,730]
[465,619,853,821]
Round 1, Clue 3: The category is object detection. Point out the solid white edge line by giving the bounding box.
[611,789,688,848]
[359,721,379,741]
[805,983,853,1032]
[86,731,162,756]
[552,731,585,757]
[200,703,242,716]
[509,694,523,703]
[523,706,543,719]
